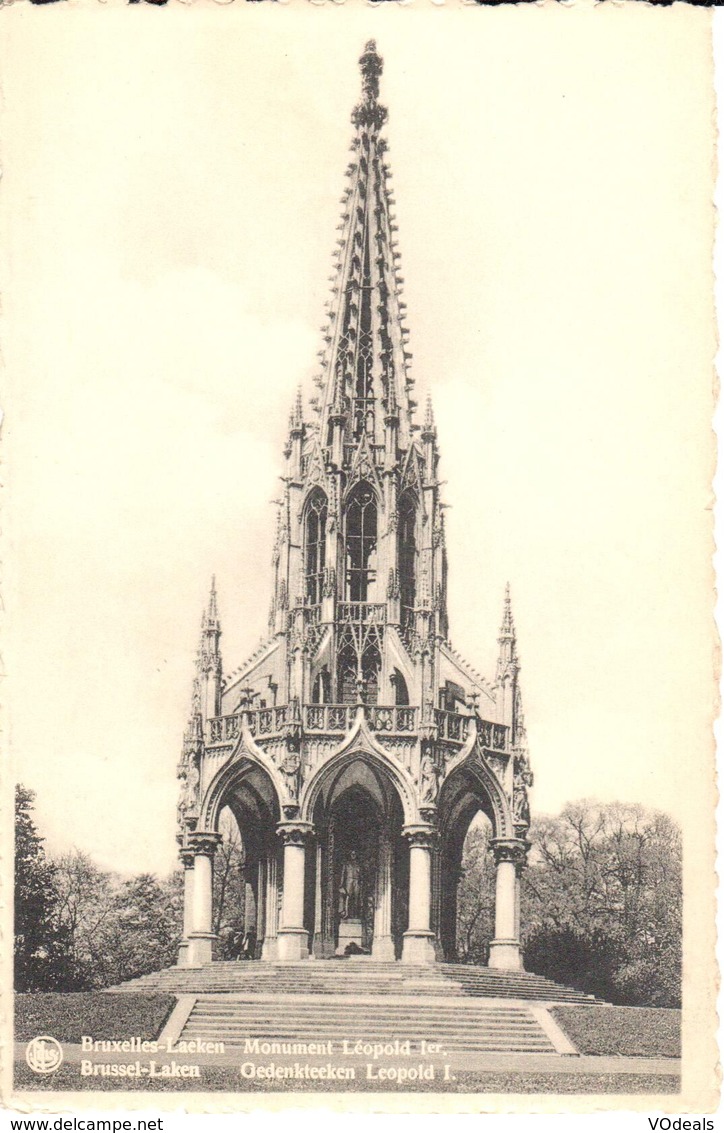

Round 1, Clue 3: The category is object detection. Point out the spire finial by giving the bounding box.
[352,40,387,130]
[499,582,515,639]
[208,575,218,621]
[423,395,435,433]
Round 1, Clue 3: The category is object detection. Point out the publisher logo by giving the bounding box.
[26,1035,63,1074]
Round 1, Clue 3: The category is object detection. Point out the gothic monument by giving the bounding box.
[176,42,533,969]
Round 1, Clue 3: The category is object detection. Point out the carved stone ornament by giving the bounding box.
[511,770,531,830]
[187,831,222,858]
[402,824,438,850]
[277,821,314,846]
[490,838,528,868]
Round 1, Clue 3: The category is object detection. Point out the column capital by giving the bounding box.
[490,837,528,867]
[276,820,315,846]
[187,831,222,858]
[402,823,438,850]
[179,847,196,869]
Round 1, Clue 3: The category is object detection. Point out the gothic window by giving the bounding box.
[312,667,331,705]
[337,644,358,704]
[398,491,417,626]
[361,644,380,705]
[305,491,327,604]
[345,483,377,602]
[390,668,409,706]
[353,239,374,439]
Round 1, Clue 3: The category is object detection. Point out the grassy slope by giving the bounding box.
[15,993,176,1044]
[552,1006,681,1058]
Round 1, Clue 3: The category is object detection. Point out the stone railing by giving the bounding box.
[207,704,418,745]
[304,704,418,734]
[338,602,385,624]
[208,705,506,749]
[434,710,509,751]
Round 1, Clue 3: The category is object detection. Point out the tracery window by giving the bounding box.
[345,483,377,602]
[398,491,417,625]
[305,491,327,604]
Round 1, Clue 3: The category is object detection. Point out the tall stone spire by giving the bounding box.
[317,40,415,459]
[197,576,223,719]
[496,583,518,678]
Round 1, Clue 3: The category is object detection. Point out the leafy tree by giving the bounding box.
[456,816,495,963]
[212,808,248,956]
[106,873,182,984]
[14,785,73,990]
[521,801,681,1006]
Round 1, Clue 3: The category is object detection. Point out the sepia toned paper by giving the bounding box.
[0,0,718,1117]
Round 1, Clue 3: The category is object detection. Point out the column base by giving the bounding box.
[401,930,436,965]
[177,941,189,967]
[488,939,523,970]
[276,928,310,962]
[261,936,278,961]
[371,935,396,961]
[186,932,216,967]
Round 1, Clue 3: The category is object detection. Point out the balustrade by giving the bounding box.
[208,705,504,748]
[338,602,385,624]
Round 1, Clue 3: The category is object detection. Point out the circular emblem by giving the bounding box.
[25,1036,63,1074]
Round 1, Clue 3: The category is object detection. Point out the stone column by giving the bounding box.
[372,827,395,960]
[312,838,324,958]
[401,824,437,965]
[253,858,265,958]
[261,850,279,960]
[488,838,527,970]
[186,832,222,967]
[177,847,195,966]
[276,821,314,962]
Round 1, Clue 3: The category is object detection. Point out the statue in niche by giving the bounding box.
[338,850,361,920]
[177,756,200,827]
[419,750,439,803]
[512,771,531,829]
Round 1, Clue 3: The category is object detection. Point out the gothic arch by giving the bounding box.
[343,480,379,603]
[199,741,284,833]
[300,718,417,825]
[437,751,513,846]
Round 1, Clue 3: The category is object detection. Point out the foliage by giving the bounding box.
[212,808,250,957]
[455,800,681,1008]
[522,802,682,1007]
[15,993,176,1043]
[456,817,495,964]
[14,786,74,991]
[551,1006,681,1058]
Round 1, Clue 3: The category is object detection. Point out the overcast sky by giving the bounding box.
[2,3,715,875]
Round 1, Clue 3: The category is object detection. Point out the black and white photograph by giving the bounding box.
[1,1,717,1114]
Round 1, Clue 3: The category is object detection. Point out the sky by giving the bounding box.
[1,2,715,875]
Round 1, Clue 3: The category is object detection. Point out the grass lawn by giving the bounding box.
[15,993,176,1044]
[552,1006,680,1058]
[13,1063,680,1095]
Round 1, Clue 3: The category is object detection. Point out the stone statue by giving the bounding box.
[338,850,361,920]
[419,751,439,803]
[177,757,200,826]
[280,751,301,801]
[512,771,530,829]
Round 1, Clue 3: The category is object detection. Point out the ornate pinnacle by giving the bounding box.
[422,395,436,436]
[208,575,219,623]
[499,582,515,640]
[352,40,388,131]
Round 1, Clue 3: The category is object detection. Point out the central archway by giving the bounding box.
[309,754,406,959]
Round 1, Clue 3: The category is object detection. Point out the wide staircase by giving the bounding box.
[181,995,557,1054]
[113,959,598,1005]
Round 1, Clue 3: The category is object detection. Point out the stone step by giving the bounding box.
[180,998,557,1054]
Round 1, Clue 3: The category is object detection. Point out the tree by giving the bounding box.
[14,785,73,990]
[521,801,681,1006]
[212,808,247,957]
[106,873,182,984]
[456,817,495,964]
